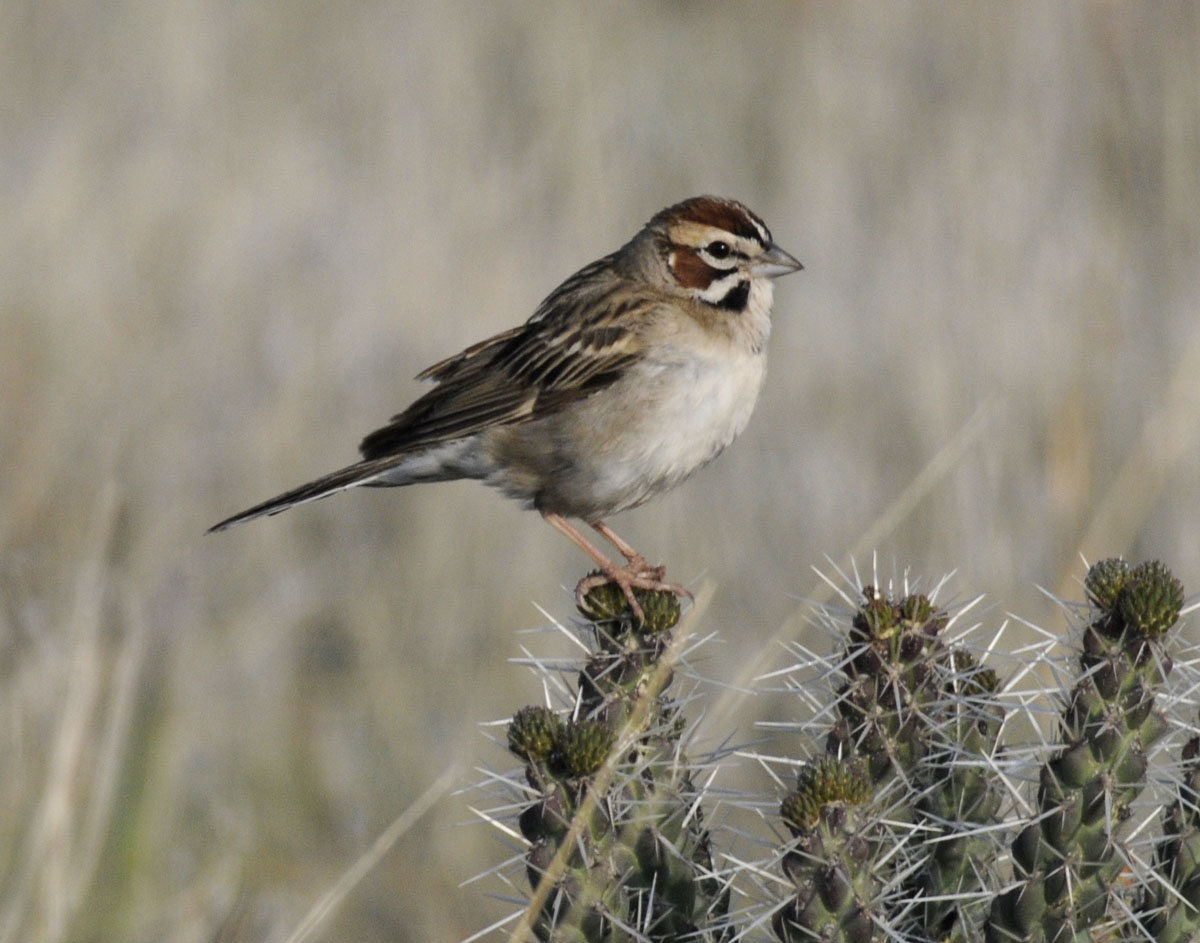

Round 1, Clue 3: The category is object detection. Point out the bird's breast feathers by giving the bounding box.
[634,339,767,480]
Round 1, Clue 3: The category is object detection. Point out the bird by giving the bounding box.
[209,196,802,620]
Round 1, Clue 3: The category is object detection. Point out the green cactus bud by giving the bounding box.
[578,579,682,634]
[555,719,615,778]
[1139,708,1170,744]
[1085,557,1129,610]
[780,758,871,832]
[577,578,633,622]
[509,705,564,763]
[990,879,1048,938]
[855,589,897,638]
[1091,651,1129,699]
[1012,822,1042,878]
[519,788,573,843]
[636,589,682,634]
[898,592,934,625]
[947,647,1000,698]
[1042,792,1083,849]
[1119,560,1184,638]
[1112,741,1148,785]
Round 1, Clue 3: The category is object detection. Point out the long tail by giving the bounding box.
[207,457,404,532]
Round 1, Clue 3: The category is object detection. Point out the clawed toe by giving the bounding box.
[543,514,691,623]
[575,564,692,624]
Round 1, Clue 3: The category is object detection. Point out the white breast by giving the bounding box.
[565,318,768,515]
[640,345,765,480]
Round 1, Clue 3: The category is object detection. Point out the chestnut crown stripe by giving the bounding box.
[652,197,770,246]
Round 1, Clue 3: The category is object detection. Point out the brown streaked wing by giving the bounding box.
[359,271,647,461]
[359,370,537,459]
[415,326,524,383]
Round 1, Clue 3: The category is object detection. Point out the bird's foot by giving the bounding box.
[617,553,666,583]
[575,563,692,625]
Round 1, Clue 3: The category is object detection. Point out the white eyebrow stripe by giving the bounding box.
[749,216,770,246]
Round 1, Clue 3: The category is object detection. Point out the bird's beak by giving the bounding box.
[752,243,803,279]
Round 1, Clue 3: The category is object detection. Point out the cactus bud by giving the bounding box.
[1119,560,1184,638]
[1084,557,1129,610]
[556,719,615,778]
[508,706,563,763]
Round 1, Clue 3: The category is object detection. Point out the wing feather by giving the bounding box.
[359,264,650,461]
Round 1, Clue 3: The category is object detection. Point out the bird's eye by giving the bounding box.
[705,241,731,260]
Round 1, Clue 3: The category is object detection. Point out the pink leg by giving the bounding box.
[589,519,659,575]
[542,513,692,621]
[543,512,623,573]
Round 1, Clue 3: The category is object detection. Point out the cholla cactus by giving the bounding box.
[773,582,1009,943]
[774,757,876,942]
[768,558,1189,943]
[1131,716,1200,941]
[475,559,1193,943]
[504,582,730,942]
[985,558,1185,942]
[906,646,1007,940]
[824,587,956,783]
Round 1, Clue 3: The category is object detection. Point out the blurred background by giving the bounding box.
[3,2,1198,940]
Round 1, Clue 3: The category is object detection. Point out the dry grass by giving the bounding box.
[2,2,1198,940]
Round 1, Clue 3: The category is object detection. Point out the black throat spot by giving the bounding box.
[714,280,750,312]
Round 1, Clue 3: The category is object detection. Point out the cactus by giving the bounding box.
[824,587,954,786]
[476,558,1193,942]
[505,581,729,942]
[1130,716,1200,941]
[780,584,1010,943]
[766,559,1188,943]
[774,757,877,943]
[906,646,1007,942]
[985,558,1184,942]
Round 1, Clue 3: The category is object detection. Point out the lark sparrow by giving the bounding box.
[210,196,802,619]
